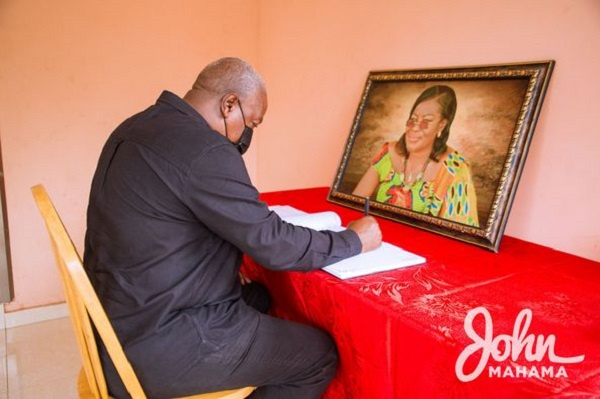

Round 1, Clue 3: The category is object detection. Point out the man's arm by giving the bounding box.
[183,144,379,271]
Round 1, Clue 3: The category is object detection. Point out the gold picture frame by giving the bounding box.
[328,61,555,252]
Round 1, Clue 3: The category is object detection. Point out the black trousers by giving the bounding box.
[234,282,339,399]
[102,283,338,398]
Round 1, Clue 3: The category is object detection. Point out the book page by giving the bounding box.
[268,205,305,218]
[269,205,425,279]
[270,206,342,231]
[322,242,425,280]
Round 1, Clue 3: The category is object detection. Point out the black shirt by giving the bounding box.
[83,91,361,389]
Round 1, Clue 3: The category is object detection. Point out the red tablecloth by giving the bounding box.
[242,187,600,398]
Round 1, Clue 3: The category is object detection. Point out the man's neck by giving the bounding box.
[183,89,224,136]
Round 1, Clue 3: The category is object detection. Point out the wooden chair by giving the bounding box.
[31,184,255,399]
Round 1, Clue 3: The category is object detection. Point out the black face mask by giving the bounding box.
[235,126,253,155]
[224,100,254,155]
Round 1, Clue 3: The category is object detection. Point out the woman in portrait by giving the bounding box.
[353,85,479,227]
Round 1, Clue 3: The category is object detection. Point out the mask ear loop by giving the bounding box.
[221,94,237,142]
[238,100,247,127]
[222,117,229,140]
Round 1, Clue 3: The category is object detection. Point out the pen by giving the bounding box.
[364,197,370,216]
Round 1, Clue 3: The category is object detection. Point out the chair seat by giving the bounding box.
[78,368,255,399]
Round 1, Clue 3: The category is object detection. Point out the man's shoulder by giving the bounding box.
[112,102,231,168]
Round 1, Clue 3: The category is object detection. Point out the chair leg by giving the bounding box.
[77,367,98,399]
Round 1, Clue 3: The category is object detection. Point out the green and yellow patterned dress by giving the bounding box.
[373,142,479,227]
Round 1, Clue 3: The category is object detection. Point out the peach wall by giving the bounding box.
[0,0,259,311]
[256,0,600,261]
[1,0,599,313]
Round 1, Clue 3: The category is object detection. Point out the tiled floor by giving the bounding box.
[1,317,80,398]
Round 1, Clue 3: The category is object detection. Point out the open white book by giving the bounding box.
[270,205,426,279]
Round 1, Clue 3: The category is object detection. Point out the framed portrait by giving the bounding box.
[328,61,554,251]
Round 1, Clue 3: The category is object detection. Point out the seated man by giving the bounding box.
[84,57,381,398]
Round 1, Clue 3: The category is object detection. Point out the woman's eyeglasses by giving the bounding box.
[406,117,435,131]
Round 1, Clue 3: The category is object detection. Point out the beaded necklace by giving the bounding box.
[400,156,430,193]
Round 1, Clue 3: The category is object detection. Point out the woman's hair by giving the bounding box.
[397,85,457,161]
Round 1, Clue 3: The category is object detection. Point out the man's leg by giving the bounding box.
[226,312,338,399]
[241,281,270,314]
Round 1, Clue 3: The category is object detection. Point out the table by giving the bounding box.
[241,187,600,398]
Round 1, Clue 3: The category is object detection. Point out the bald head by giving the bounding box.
[184,58,268,142]
[191,57,265,103]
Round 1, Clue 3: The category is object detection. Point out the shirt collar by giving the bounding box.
[156,90,210,128]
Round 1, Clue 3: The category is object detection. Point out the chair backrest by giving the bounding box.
[31,184,146,399]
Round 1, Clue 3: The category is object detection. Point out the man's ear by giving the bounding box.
[220,93,239,118]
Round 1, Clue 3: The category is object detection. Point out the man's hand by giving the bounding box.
[347,216,382,253]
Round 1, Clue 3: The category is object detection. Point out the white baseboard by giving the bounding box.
[2,302,69,329]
